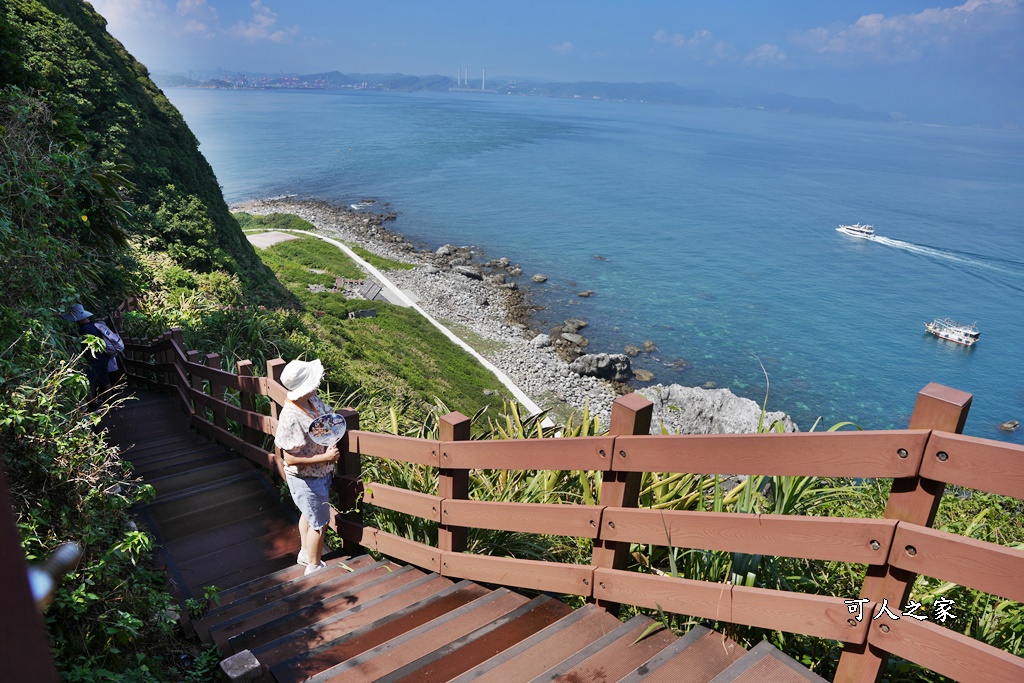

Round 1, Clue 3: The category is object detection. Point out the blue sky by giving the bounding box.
[90,1,1023,126]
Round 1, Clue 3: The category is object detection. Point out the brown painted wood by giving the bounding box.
[867,615,1024,683]
[442,499,602,538]
[592,568,870,643]
[440,435,614,470]
[600,508,898,564]
[303,589,529,683]
[836,382,973,683]
[192,416,276,470]
[634,628,745,683]
[591,394,653,614]
[920,432,1024,499]
[350,430,439,466]
[375,530,442,573]
[270,581,491,683]
[888,522,1024,603]
[146,459,256,496]
[526,614,656,682]
[438,412,471,554]
[364,482,442,522]
[162,510,296,567]
[189,387,275,434]
[441,551,594,596]
[547,622,677,683]
[384,596,574,682]
[611,430,929,477]
[228,567,434,656]
[207,562,407,651]
[248,574,456,668]
[730,584,869,642]
[447,604,623,683]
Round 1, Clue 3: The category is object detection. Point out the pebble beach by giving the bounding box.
[235,197,626,428]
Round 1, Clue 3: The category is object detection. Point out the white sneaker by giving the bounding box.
[296,550,309,566]
[303,561,327,576]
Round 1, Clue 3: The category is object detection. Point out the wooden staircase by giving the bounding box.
[105,389,828,682]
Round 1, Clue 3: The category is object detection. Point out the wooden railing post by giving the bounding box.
[592,393,653,614]
[835,382,973,683]
[204,352,228,431]
[159,332,172,386]
[186,351,202,415]
[235,360,261,445]
[438,412,471,554]
[335,408,361,555]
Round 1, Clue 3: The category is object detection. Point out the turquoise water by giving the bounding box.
[168,88,1024,443]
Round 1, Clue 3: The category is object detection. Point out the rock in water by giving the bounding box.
[569,353,632,382]
[531,273,548,283]
[633,368,655,382]
[638,384,799,434]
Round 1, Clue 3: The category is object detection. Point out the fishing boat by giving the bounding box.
[836,223,875,238]
[925,318,980,346]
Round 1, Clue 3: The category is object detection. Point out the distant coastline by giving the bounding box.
[155,69,895,124]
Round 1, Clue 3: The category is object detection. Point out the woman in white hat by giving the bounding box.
[274,359,340,575]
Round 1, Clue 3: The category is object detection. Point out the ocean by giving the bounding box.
[166,88,1024,443]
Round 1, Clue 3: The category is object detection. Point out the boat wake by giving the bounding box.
[869,235,1024,287]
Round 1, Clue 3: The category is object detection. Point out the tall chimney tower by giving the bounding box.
[482,67,486,91]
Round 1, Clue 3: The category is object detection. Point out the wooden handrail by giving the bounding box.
[121,332,1024,682]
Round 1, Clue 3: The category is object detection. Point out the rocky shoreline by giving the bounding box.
[234,196,798,434]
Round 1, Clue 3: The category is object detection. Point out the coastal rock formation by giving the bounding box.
[578,290,594,297]
[624,345,641,357]
[639,384,798,435]
[643,340,658,353]
[531,273,548,283]
[633,368,655,382]
[454,265,483,280]
[569,353,632,382]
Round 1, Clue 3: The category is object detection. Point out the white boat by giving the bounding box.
[925,318,980,346]
[836,223,875,238]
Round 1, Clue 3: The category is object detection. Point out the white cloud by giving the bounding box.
[745,44,787,66]
[552,41,574,55]
[228,1,298,43]
[652,28,733,63]
[797,0,1021,63]
[89,0,168,27]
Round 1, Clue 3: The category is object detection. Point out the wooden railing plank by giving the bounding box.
[440,436,614,471]
[921,432,1024,500]
[888,522,1024,604]
[867,616,1024,683]
[592,567,733,623]
[192,415,275,471]
[375,530,441,573]
[731,585,870,643]
[442,500,602,538]
[440,552,593,596]
[350,431,439,467]
[600,508,897,564]
[182,358,245,391]
[364,482,442,523]
[611,430,929,477]
[189,388,275,434]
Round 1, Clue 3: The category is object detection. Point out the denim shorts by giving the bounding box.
[286,473,332,531]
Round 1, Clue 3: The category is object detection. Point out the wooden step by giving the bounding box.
[268,580,491,683]
[447,603,624,683]
[176,526,302,595]
[532,614,678,683]
[381,595,574,683]
[197,557,389,638]
[300,587,531,683]
[246,574,455,669]
[210,549,350,606]
[206,561,408,651]
[709,641,828,683]
[160,510,296,567]
[146,459,257,496]
[616,626,744,683]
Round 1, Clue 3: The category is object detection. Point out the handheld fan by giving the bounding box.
[308,412,348,447]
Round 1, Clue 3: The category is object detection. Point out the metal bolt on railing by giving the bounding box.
[848,619,858,627]
[906,546,917,556]
[608,521,616,529]
[599,449,607,457]
[618,450,626,458]
[880,624,890,633]
[897,448,908,459]
[937,451,949,461]
[600,581,606,589]
[870,540,881,551]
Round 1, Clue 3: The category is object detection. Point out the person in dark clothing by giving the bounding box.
[61,304,111,409]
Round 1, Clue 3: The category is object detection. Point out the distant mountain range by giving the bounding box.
[152,69,894,123]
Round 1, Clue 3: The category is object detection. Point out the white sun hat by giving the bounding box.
[280,359,324,401]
